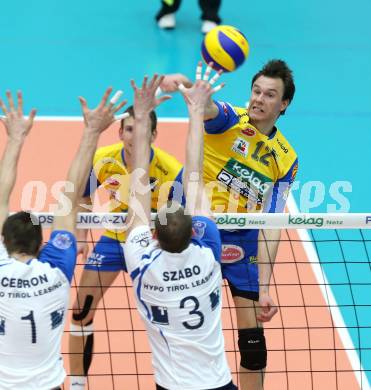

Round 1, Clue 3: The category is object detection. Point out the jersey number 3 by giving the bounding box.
[180,289,220,330]
[180,296,205,330]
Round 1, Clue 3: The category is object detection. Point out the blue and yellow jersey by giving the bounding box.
[84,142,183,240]
[204,101,298,213]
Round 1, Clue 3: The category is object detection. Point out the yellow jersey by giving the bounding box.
[204,101,298,213]
[83,142,183,240]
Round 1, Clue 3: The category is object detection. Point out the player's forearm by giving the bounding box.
[183,109,204,194]
[132,115,151,172]
[203,99,219,121]
[65,130,100,207]
[127,115,151,225]
[76,196,92,239]
[0,138,25,205]
[183,108,212,216]
[258,229,281,295]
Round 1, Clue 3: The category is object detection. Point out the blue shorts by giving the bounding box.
[220,229,259,295]
[84,236,127,272]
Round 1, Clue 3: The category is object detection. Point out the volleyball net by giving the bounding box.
[37,212,371,390]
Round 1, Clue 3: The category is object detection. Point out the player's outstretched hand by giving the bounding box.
[79,88,127,133]
[178,61,224,110]
[256,293,278,322]
[130,74,171,118]
[160,73,193,93]
[0,91,36,141]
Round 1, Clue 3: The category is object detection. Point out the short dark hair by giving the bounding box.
[120,105,157,134]
[2,212,42,256]
[251,59,295,115]
[155,202,192,253]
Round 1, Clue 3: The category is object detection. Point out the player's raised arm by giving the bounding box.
[0,91,36,230]
[126,75,171,234]
[52,88,127,233]
[178,61,224,217]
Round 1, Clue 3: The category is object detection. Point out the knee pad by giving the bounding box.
[70,320,94,337]
[72,294,94,323]
[71,295,95,337]
[238,327,267,371]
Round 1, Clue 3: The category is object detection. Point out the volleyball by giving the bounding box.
[201,25,249,72]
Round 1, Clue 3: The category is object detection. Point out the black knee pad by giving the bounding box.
[238,327,267,370]
[73,294,94,322]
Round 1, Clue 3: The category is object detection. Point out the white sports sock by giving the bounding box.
[69,376,87,389]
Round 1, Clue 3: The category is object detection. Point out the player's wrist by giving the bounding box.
[188,105,205,116]
[7,135,26,145]
[259,286,269,295]
[83,124,105,135]
[81,129,101,147]
[133,112,151,122]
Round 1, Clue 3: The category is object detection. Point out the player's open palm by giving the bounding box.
[178,61,224,109]
[131,74,171,117]
[0,91,36,140]
[79,88,127,134]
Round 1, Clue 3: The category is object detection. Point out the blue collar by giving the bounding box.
[268,126,278,140]
[121,146,154,167]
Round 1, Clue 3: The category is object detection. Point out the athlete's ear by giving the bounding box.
[119,123,124,141]
[152,229,158,239]
[280,99,289,113]
[151,130,157,143]
[191,228,196,237]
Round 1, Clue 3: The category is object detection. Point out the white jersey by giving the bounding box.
[124,216,232,390]
[0,230,77,390]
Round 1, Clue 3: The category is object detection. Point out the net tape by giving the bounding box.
[25,212,371,229]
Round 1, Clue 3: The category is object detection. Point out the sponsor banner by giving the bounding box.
[215,215,267,228]
[24,212,371,230]
[214,213,371,229]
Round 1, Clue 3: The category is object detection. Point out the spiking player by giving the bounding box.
[124,69,237,390]
[0,88,125,389]
[69,103,185,386]
[161,60,298,390]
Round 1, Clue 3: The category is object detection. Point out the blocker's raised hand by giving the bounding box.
[130,74,171,118]
[79,87,127,133]
[178,61,224,109]
[0,91,36,140]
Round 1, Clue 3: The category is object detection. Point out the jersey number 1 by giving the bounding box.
[21,310,37,343]
[20,309,64,344]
